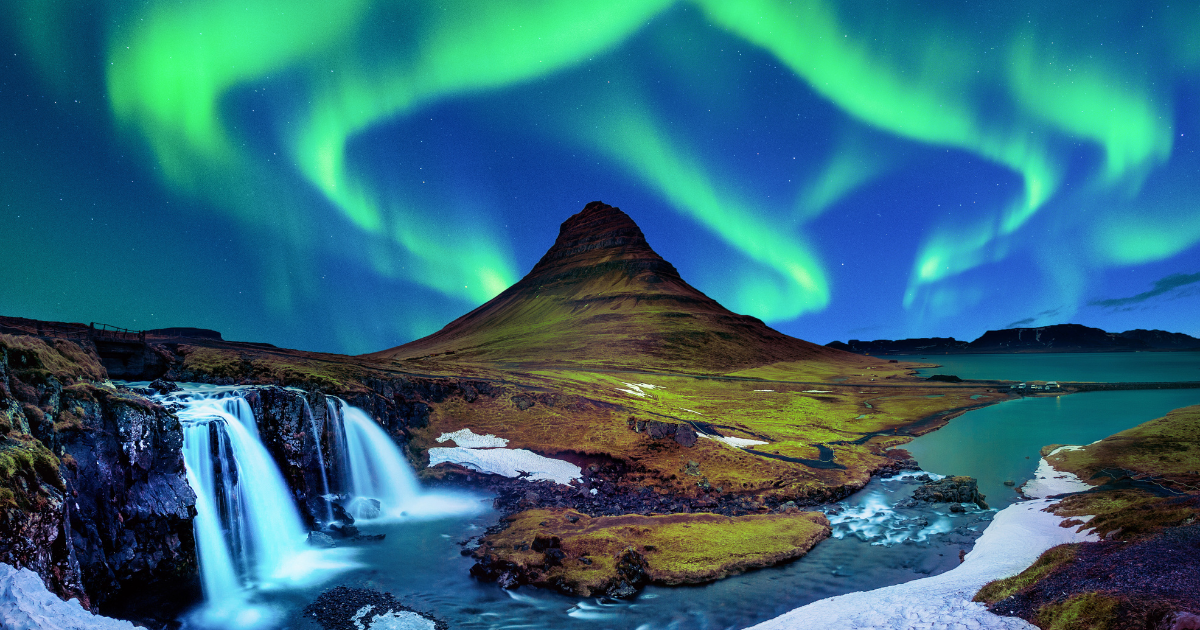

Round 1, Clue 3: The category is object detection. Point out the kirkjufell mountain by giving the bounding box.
[367,201,847,373]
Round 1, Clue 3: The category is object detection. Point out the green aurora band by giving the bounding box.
[6,0,1200,341]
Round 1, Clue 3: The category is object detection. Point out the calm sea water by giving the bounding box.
[889,351,1200,382]
[904,389,1200,510]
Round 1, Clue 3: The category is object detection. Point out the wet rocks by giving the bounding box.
[59,387,198,612]
[303,585,447,630]
[913,476,989,509]
[308,531,336,548]
[0,336,199,619]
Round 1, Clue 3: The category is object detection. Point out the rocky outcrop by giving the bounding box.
[469,508,830,598]
[627,417,697,447]
[57,385,196,611]
[0,335,197,618]
[913,476,988,509]
[304,585,447,630]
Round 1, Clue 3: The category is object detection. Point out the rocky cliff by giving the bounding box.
[0,334,197,620]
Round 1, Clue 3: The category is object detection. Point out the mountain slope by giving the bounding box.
[367,201,847,373]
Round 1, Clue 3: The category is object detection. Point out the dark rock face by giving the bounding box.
[913,476,988,509]
[244,386,331,521]
[58,389,198,613]
[0,337,199,619]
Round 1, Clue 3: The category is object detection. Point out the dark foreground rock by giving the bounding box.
[0,335,199,622]
[303,585,447,630]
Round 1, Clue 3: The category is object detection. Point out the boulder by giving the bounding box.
[912,476,988,509]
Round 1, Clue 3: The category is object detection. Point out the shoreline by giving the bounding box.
[746,497,1098,629]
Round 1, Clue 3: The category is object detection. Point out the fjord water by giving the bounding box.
[904,388,1200,510]
[892,351,1200,382]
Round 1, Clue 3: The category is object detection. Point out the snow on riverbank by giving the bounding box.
[698,434,768,448]
[747,498,1098,630]
[428,446,581,485]
[1021,447,1092,498]
[436,428,509,448]
[0,564,142,630]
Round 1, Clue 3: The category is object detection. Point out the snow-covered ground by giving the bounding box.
[1021,447,1093,498]
[436,428,509,448]
[747,498,1098,629]
[698,434,768,448]
[0,564,143,630]
[428,446,581,485]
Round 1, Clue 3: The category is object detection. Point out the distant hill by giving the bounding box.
[828,323,1200,355]
[367,201,853,373]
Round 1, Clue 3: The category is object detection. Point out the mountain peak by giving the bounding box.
[367,202,844,373]
[522,201,680,290]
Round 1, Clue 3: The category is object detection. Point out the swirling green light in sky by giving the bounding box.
[580,106,829,321]
[292,0,673,302]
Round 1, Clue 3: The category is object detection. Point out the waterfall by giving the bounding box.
[162,386,359,628]
[338,403,421,519]
[144,383,478,627]
[327,397,481,521]
[176,397,310,586]
[302,399,333,523]
[325,399,351,494]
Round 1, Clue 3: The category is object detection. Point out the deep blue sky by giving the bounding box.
[2,1,1198,354]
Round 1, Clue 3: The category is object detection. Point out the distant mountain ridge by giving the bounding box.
[828,323,1200,355]
[367,201,850,373]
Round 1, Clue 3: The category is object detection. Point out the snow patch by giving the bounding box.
[803,390,833,394]
[364,610,436,630]
[699,434,768,448]
[679,408,703,415]
[748,499,1098,629]
[616,382,663,398]
[428,447,581,485]
[436,428,508,448]
[1021,456,1092,498]
[752,389,775,392]
[0,563,144,630]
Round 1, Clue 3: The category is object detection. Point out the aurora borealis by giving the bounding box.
[2,1,1199,353]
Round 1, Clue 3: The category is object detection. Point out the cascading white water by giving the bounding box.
[329,398,480,521]
[177,397,310,584]
[334,400,420,519]
[302,399,333,523]
[164,386,359,628]
[325,399,351,494]
[140,383,478,627]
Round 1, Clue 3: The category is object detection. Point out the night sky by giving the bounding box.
[3,1,1199,355]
